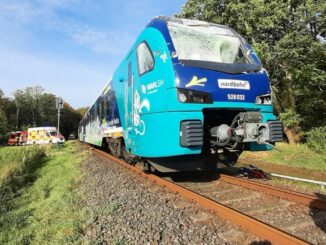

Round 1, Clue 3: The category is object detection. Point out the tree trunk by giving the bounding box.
[284,127,299,144]
[272,87,282,115]
[16,107,19,129]
[284,70,296,108]
[32,110,36,127]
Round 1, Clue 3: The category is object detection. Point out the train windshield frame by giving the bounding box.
[167,22,262,74]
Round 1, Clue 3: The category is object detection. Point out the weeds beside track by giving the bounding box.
[0,142,89,244]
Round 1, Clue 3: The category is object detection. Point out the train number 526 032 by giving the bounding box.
[227,94,245,100]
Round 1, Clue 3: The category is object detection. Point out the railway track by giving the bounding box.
[219,174,326,210]
[89,146,326,244]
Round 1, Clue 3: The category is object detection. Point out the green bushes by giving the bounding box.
[306,126,326,153]
[0,134,9,146]
[278,108,303,130]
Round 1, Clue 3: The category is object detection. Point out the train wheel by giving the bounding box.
[107,138,122,157]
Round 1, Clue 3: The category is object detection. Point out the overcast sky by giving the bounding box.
[0,0,186,108]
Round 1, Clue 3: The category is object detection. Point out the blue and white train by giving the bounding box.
[78,16,283,172]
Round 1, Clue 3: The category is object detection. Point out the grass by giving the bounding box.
[0,145,46,187]
[271,177,326,194]
[0,142,90,244]
[241,142,326,171]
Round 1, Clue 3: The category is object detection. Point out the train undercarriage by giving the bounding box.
[103,110,283,172]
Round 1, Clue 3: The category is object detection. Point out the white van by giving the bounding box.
[26,127,65,145]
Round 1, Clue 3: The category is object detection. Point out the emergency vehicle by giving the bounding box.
[7,131,27,146]
[26,127,65,145]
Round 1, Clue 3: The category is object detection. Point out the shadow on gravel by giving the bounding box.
[158,171,219,183]
[250,241,271,245]
[217,166,241,176]
[310,192,326,233]
[155,162,244,183]
[156,165,263,183]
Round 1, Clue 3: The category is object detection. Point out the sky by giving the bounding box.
[0,0,187,108]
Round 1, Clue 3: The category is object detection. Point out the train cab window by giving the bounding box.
[136,42,154,75]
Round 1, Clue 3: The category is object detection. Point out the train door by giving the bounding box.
[125,58,135,151]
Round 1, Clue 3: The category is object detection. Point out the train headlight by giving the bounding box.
[255,93,272,105]
[177,88,213,104]
[178,91,187,103]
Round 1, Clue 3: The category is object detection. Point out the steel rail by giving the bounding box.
[219,174,326,210]
[90,147,308,245]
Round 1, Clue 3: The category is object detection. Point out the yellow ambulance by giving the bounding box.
[26,127,65,145]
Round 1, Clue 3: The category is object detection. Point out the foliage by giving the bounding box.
[0,142,89,244]
[0,91,17,132]
[61,103,83,138]
[306,126,326,153]
[76,107,89,117]
[0,134,9,145]
[0,109,7,134]
[278,108,302,129]
[179,0,326,135]
[0,86,82,138]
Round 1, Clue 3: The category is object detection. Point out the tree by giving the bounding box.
[76,107,89,117]
[0,90,5,134]
[60,102,82,138]
[179,0,326,143]
[14,89,27,129]
[0,108,7,134]
[24,86,44,127]
[0,89,16,133]
[10,86,81,138]
[38,93,57,126]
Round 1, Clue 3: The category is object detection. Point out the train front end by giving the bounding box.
[146,17,283,171]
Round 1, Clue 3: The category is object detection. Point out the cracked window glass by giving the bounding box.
[168,22,249,64]
[137,42,154,75]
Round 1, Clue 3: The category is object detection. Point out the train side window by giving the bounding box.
[101,98,105,118]
[91,106,95,122]
[136,42,154,76]
[97,101,101,119]
[106,92,111,115]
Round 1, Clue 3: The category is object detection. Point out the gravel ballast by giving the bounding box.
[80,150,260,244]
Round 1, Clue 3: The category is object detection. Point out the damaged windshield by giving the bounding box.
[167,22,258,68]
